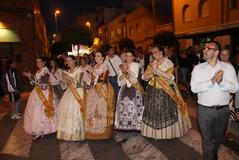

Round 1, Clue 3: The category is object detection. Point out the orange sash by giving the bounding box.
[35,85,54,120]
[94,82,115,127]
[67,81,86,120]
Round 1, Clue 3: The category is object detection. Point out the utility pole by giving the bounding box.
[152,0,156,35]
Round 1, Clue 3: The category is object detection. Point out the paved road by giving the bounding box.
[0,90,238,160]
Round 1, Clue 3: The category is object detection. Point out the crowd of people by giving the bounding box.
[1,40,239,160]
[20,44,192,141]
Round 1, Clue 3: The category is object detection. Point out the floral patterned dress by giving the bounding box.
[114,62,144,130]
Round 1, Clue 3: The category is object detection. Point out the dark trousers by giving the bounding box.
[198,104,230,160]
[109,76,119,97]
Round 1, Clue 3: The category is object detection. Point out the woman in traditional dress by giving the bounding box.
[114,50,144,130]
[57,55,85,141]
[79,57,92,88]
[85,51,115,140]
[23,57,58,139]
[141,45,191,139]
[49,58,63,99]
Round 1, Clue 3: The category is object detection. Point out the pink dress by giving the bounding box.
[24,67,58,136]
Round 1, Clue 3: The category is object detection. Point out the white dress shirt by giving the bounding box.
[105,55,122,77]
[190,61,239,106]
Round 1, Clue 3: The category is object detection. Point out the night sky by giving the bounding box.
[39,0,121,35]
[39,0,171,37]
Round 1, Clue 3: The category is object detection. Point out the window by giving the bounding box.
[198,0,209,18]
[129,26,134,36]
[110,30,115,39]
[182,4,191,22]
[136,23,140,33]
[229,0,239,9]
[116,28,121,35]
[123,26,126,37]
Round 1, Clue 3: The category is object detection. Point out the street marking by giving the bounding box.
[1,118,32,157]
[114,132,168,160]
[60,141,94,160]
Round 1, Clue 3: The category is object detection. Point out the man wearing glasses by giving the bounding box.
[190,41,239,160]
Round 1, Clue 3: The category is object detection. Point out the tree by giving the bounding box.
[153,31,176,47]
[61,26,93,50]
[118,38,135,51]
[51,41,67,57]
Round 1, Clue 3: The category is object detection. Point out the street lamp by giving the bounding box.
[85,21,91,29]
[152,0,156,35]
[54,9,60,33]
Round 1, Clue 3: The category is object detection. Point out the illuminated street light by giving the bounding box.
[54,9,60,33]
[86,21,91,29]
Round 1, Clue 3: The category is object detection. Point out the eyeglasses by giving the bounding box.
[203,47,218,51]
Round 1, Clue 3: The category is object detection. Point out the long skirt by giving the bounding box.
[24,89,58,136]
[57,88,85,141]
[85,85,114,140]
[141,85,191,139]
[114,85,144,130]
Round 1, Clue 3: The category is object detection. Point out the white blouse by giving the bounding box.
[118,62,140,87]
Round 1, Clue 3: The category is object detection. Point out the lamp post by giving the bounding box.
[54,9,60,33]
[85,21,91,29]
[152,0,156,35]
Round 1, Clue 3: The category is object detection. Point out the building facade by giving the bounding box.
[0,0,49,90]
[74,11,98,40]
[172,0,239,51]
[99,6,172,50]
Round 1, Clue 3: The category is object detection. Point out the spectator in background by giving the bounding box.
[79,57,92,88]
[135,47,145,85]
[0,56,8,97]
[188,44,205,71]
[144,45,153,71]
[120,47,127,63]
[83,54,90,65]
[141,45,153,89]
[220,46,231,63]
[49,58,64,99]
[220,46,238,141]
[88,52,96,67]
[178,49,190,85]
[164,46,179,83]
[5,60,21,119]
[104,45,122,97]
[235,52,239,121]
[57,53,68,70]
